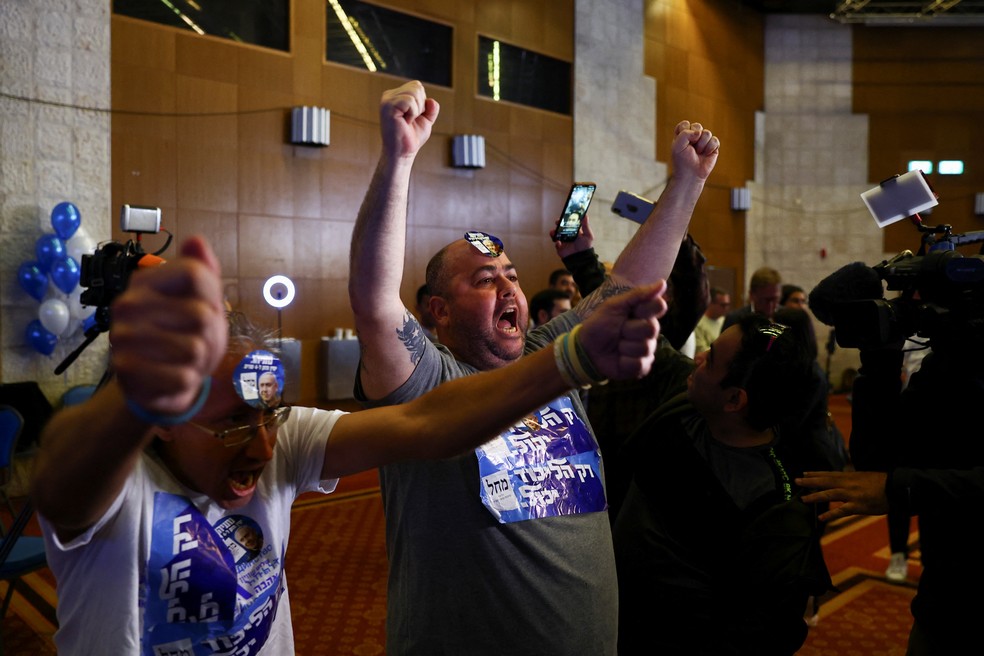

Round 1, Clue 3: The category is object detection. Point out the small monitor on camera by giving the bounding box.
[861,170,938,228]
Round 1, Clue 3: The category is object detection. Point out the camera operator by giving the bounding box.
[798,317,984,653]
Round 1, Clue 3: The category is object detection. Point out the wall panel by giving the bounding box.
[854,26,984,255]
[645,0,763,301]
[111,0,575,401]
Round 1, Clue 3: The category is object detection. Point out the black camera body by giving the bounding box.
[827,231,984,350]
[80,240,147,314]
[78,206,165,333]
[54,206,169,375]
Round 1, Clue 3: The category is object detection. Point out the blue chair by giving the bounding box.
[0,406,50,653]
[0,406,24,524]
[0,499,49,654]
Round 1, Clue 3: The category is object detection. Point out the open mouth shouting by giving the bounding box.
[497,307,520,334]
[229,469,261,497]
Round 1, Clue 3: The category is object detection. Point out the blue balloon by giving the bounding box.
[26,319,58,356]
[50,256,81,294]
[35,234,65,273]
[17,261,48,301]
[51,202,81,240]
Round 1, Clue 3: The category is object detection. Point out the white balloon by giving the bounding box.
[66,227,96,263]
[66,287,96,321]
[39,298,71,336]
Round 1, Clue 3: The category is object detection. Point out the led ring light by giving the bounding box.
[263,275,295,309]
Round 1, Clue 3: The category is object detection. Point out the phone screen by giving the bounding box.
[555,183,596,242]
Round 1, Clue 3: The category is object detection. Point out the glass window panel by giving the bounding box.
[113,0,289,51]
[477,36,571,115]
[326,0,452,87]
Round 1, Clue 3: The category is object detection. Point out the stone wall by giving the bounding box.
[0,1,112,402]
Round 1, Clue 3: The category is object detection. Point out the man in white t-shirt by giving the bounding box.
[30,235,666,655]
[694,286,731,353]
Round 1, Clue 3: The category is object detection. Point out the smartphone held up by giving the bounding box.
[554,182,596,242]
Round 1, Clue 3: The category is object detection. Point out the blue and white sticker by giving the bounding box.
[144,493,284,655]
[476,395,606,523]
[233,350,285,410]
[464,231,504,257]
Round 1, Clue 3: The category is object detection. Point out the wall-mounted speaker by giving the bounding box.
[452,135,486,168]
[290,107,330,147]
[730,187,751,211]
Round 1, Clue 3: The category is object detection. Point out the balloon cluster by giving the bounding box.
[16,202,98,356]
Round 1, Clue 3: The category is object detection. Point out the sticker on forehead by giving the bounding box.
[233,350,285,410]
[464,231,503,257]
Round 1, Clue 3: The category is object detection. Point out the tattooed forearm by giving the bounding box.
[573,277,632,320]
[395,310,428,365]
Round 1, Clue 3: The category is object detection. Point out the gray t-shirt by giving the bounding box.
[356,311,618,655]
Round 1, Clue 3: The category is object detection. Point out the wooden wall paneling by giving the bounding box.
[294,0,324,41]
[288,145,327,220]
[237,46,294,94]
[853,26,984,254]
[318,219,356,282]
[111,0,578,402]
[177,209,240,278]
[112,120,178,217]
[238,211,294,271]
[509,2,547,54]
[645,0,763,297]
[174,76,239,215]
[475,2,511,38]
[111,16,176,70]
[540,1,574,59]
[175,117,240,214]
[321,65,377,127]
[175,33,239,84]
[293,34,325,101]
[321,142,375,223]
[291,217,330,280]
[384,0,456,23]
[237,92,296,219]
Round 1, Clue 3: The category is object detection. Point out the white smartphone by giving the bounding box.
[611,190,655,224]
[861,170,938,228]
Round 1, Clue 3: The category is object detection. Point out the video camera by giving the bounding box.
[811,174,984,350]
[55,205,170,374]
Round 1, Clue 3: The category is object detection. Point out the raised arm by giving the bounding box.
[349,81,440,400]
[553,214,608,298]
[611,121,718,285]
[575,121,719,318]
[30,237,227,539]
[322,282,667,478]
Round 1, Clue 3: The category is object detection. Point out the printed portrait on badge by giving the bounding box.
[464,231,503,257]
[233,350,285,409]
[216,515,265,564]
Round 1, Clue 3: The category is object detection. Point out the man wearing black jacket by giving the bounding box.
[798,333,984,654]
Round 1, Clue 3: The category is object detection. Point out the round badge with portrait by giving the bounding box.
[233,350,285,410]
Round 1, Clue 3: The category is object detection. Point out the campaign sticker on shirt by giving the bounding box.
[216,515,265,565]
[233,350,285,410]
[464,231,504,257]
[144,493,285,655]
[476,395,607,523]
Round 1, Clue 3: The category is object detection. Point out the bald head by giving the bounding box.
[423,238,529,371]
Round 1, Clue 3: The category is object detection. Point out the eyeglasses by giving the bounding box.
[187,406,291,448]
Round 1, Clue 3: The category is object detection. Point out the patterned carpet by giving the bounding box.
[798,514,921,655]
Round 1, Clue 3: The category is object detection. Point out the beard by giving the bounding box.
[445,317,526,371]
